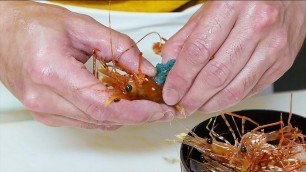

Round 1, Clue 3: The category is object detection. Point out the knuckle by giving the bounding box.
[223,1,235,14]
[250,3,279,32]
[180,99,199,115]
[119,34,135,48]
[23,92,41,111]
[232,38,245,57]
[85,103,107,121]
[216,1,236,20]
[123,34,134,44]
[225,38,246,64]
[219,87,244,106]
[184,37,210,66]
[242,71,257,91]
[162,40,181,56]
[168,72,189,88]
[270,28,288,52]
[80,13,96,22]
[71,12,96,24]
[113,35,136,58]
[27,61,54,85]
[202,61,230,87]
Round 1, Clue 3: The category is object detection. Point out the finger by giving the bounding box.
[158,109,176,122]
[67,14,155,76]
[31,112,121,131]
[198,49,270,113]
[161,4,204,63]
[179,7,276,114]
[32,53,175,124]
[23,85,99,124]
[250,54,293,96]
[99,99,176,124]
[24,80,129,126]
[199,28,290,113]
[250,64,289,96]
[163,2,238,105]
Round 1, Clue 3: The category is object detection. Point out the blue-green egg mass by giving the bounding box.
[154,59,176,85]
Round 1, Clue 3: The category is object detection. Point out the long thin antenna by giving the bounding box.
[108,0,117,73]
[288,93,293,125]
[92,50,98,78]
[116,32,163,61]
[108,0,113,59]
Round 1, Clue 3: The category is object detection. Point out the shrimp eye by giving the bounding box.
[207,138,213,144]
[114,98,120,102]
[125,85,133,92]
[241,146,247,153]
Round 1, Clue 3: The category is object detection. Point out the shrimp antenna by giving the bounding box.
[92,50,97,77]
[172,118,192,133]
[115,32,164,61]
[108,0,118,73]
[288,93,293,125]
[108,0,113,59]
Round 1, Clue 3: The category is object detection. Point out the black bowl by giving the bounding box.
[180,109,306,172]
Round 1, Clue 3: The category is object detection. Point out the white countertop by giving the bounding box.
[1,90,306,172]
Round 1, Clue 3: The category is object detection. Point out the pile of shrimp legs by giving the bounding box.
[180,95,306,172]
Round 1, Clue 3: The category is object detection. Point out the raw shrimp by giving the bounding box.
[178,96,306,172]
[92,40,164,107]
[93,36,184,114]
[89,0,165,106]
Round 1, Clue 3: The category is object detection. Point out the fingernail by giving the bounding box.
[145,66,156,76]
[163,88,180,105]
[150,112,164,121]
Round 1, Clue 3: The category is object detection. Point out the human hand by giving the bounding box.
[162,1,306,116]
[0,1,174,130]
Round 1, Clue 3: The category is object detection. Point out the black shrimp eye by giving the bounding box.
[241,146,247,153]
[113,98,120,102]
[125,85,133,92]
[207,138,213,144]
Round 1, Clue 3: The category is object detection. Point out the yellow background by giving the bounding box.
[52,0,204,12]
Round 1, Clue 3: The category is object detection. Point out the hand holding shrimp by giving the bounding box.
[0,1,174,130]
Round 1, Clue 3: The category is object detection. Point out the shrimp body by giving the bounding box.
[90,30,175,107]
[93,51,163,106]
